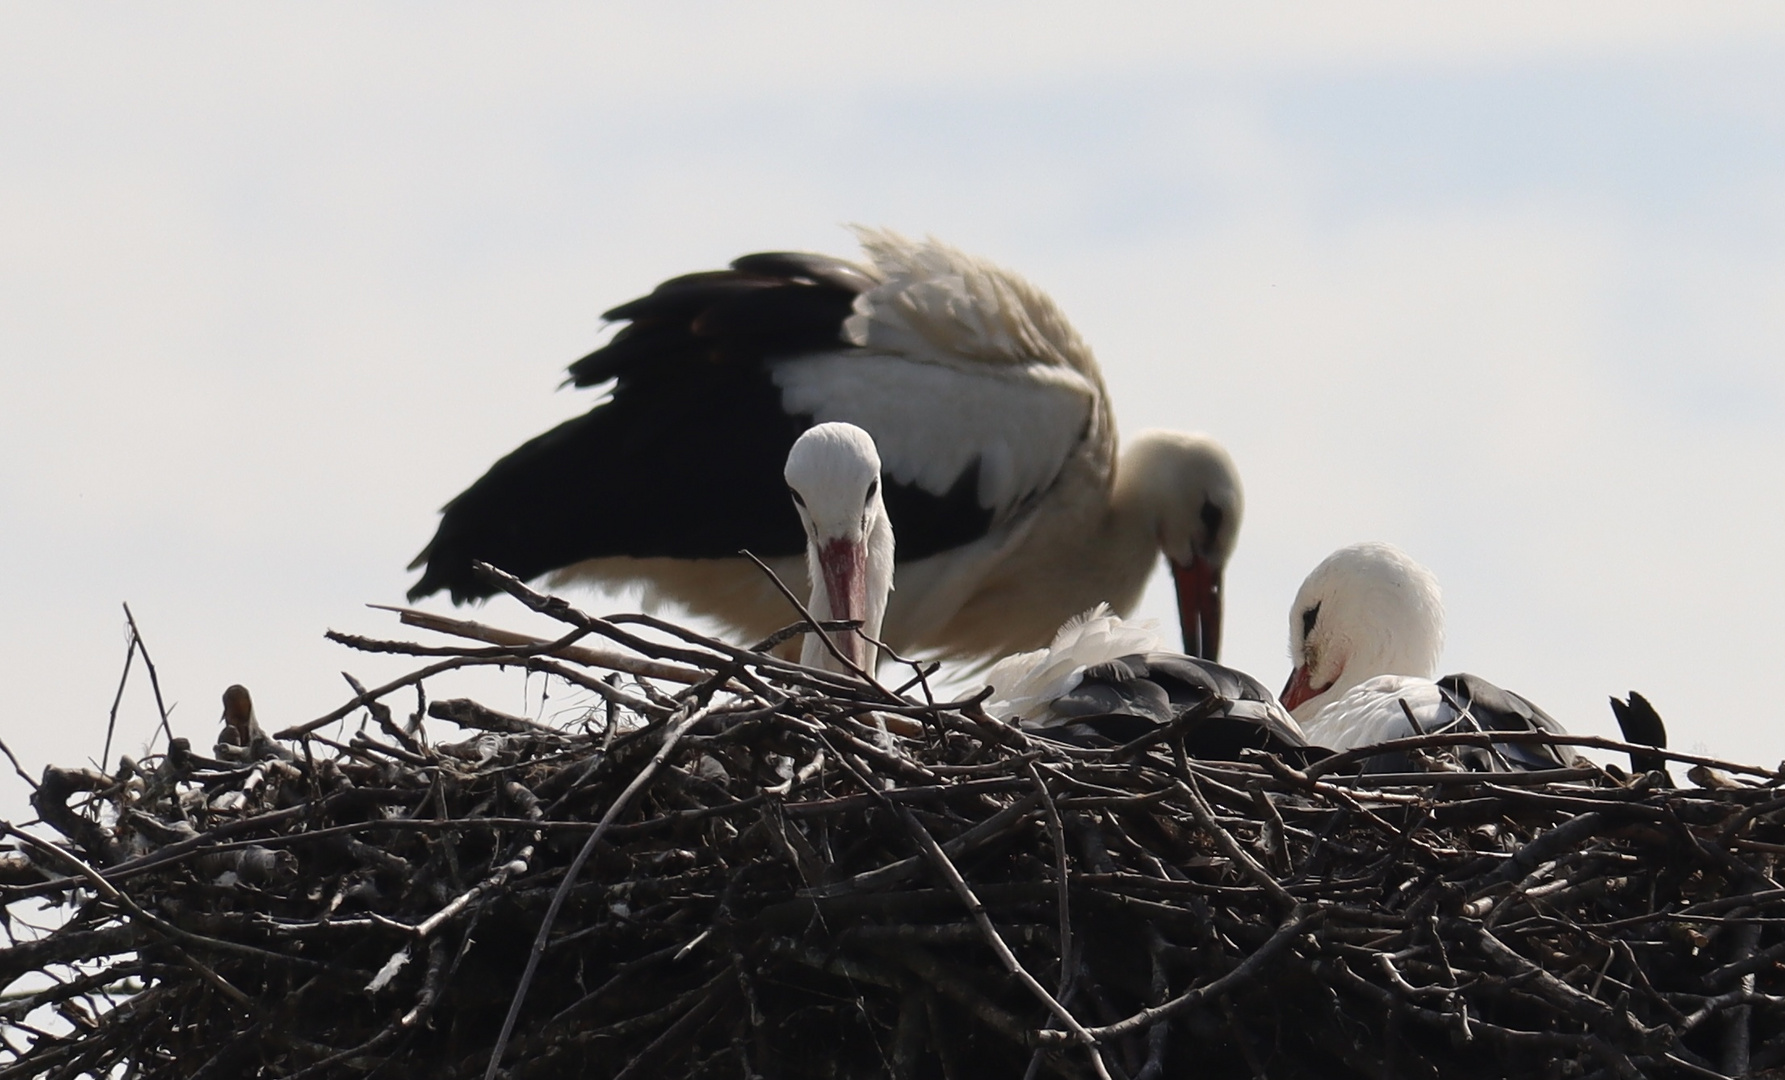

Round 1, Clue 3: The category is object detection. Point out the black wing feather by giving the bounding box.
[1609,692,1670,776]
[1029,652,1311,761]
[1435,672,1580,770]
[410,249,999,603]
[407,366,810,602]
[728,252,880,293]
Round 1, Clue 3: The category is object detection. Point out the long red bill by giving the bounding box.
[1171,555,1223,661]
[818,538,872,669]
[1280,665,1320,712]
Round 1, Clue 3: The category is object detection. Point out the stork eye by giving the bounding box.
[1301,602,1320,641]
[865,478,879,503]
[1199,499,1224,538]
[787,485,806,508]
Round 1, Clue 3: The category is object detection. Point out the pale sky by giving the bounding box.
[4,4,1785,819]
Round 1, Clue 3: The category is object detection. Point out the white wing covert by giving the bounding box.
[1300,675,1440,751]
[773,227,1105,528]
[771,353,1096,526]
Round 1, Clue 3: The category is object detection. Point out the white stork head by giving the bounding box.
[1279,542,1445,722]
[1119,430,1244,660]
[784,422,895,673]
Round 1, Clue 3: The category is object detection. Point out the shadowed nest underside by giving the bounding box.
[3,573,1783,1080]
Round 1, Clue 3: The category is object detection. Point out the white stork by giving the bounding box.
[407,228,1242,663]
[782,422,894,674]
[984,605,1310,760]
[1279,542,1584,770]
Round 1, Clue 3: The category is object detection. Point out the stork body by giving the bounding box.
[782,423,894,673]
[407,229,1241,662]
[1281,543,1582,770]
[986,606,1309,760]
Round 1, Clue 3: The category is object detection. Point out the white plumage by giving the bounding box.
[772,351,1093,522]
[1280,543,1445,736]
[983,605,1164,722]
[412,228,1244,667]
[1295,676,1453,753]
[1281,543,1579,768]
[786,230,1242,664]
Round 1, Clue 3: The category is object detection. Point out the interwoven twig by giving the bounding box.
[3,584,1783,1079]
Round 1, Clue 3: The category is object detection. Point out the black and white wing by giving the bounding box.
[1025,652,1312,761]
[1302,673,1583,773]
[408,230,1104,603]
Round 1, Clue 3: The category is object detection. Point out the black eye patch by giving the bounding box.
[787,485,807,508]
[865,478,879,502]
[1301,601,1320,640]
[1199,499,1225,537]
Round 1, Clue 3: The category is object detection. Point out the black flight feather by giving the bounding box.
[1609,692,1670,777]
[1433,673,1579,771]
[410,249,997,603]
[1023,652,1312,763]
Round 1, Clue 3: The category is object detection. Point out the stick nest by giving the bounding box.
[4,575,1785,1080]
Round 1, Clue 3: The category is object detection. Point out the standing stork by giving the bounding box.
[406,228,1242,663]
[1279,542,1584,771]
[782,422,894,674]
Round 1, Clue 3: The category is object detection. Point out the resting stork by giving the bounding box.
[781,422,894,674]
[406,228,1242,663]
[1280,542,1584,770]
[984,605,1310,761]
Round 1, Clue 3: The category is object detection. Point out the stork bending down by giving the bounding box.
[1280,543,1583,771]
[407,229,1241,663]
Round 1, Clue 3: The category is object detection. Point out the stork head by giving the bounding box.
[1280,542,1444,722]
[1124,431,1243,661]
[784,422,895,673]
[220,684,256,745]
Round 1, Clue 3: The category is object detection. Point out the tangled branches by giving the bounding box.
[3,574,1784,1079]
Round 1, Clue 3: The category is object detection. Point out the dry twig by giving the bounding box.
[2,589,1782,1079]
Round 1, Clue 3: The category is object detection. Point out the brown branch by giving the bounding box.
[372,603,708,684]
[897,803,1113,1080]
[482,701,714,1080]
[121,603,176,749]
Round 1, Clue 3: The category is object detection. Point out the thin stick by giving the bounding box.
[1023,758,1078,1079]
[371,604,708,685]
[1042,905,1325,1044]
[738,549,896,699]
[0,737,36,792]
[1173,771,1296,912]
[898,804,1114,1080]
[121,604,175,748]
[100,621,137,769]
[483,701,714,1080]
[1302,728,1776,780]
[1027,759,1074,996]
[277,656,485,739]
[466,563,749,673]
[0,824,254,1007]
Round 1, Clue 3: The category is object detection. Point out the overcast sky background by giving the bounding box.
[3,4,1784,820]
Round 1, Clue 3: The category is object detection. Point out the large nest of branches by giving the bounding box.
[3,575,1784,1080]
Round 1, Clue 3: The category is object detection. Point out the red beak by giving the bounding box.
[818,537,872,669]
[1171,555,1223,661]
[1280,665,1322,713]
